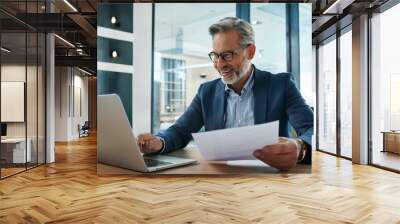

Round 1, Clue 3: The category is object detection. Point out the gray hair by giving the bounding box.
[209,17,255,47]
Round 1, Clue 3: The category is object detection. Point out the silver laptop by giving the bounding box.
[97,94,196,172]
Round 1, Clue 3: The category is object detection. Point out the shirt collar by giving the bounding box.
[224,65,255,95]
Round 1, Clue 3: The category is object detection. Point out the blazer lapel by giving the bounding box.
[253,68,269,124]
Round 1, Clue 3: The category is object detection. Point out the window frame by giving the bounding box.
[315,24,353,160]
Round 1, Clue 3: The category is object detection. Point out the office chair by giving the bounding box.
[79,121,90,138]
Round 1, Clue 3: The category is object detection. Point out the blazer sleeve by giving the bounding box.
[285,74,314,164]
[155,84,205,153]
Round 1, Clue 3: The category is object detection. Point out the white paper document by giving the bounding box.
[226,160,271,167]
[192,121,279,161]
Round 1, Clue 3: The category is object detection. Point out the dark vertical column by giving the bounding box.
[236,3,250,22]
[316,45,320,151]
[336,29,341,157]
[0,18,2,179]
[151,3,156,133]
[25,0,28,171]
[36,0,39,167]
[286,4,300,88]
[367,12,372,165]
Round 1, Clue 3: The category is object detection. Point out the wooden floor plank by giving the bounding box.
[0,134,400,223]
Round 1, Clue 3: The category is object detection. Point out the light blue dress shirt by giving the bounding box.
[157,67,256,153]
[224,67,255,129]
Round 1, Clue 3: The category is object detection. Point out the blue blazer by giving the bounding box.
[156,67,314,164]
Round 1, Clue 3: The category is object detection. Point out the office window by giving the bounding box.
[339,29,352,158]
[152,3,236,132]
[371,4,400,171]
[299,4,315,109]
[250,3,287,73]
[317,37,337,154]
[152,4,311,134]
[160,58,186,117]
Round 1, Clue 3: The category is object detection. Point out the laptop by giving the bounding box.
[97,94,196,172]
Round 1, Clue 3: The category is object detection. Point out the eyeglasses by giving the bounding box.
[208,47,245,63]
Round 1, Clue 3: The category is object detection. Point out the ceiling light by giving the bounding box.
[111,50,118,58]
[111,16,118,24]
[1,47,11,53]
[63,0,78,12]
[76,49,83,55]
[199,73,207,79]
[54,34,75,48]
[41,5,46,11]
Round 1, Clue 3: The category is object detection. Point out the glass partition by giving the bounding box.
[27,31,38,169]
[339,29,352,158]
[38,32,45,165]
[1,31,28,177]
[370,4,400,171]
[317,37,337,155]
[0,1,46,179]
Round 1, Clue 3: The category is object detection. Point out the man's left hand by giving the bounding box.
[253,137,300,171]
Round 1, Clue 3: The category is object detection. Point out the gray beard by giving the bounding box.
[221,72,242,85]
[221,62,251,85]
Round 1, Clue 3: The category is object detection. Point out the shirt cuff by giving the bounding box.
[157,136,166,154]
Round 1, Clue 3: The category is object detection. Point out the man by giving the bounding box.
[138,17,313,171]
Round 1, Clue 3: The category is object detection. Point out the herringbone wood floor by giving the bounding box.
[1,135,400,223]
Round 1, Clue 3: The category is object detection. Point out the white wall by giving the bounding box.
[55,67,69,141]
[1,65,39,137]
[55,67,89,141]
[1,63,46,163]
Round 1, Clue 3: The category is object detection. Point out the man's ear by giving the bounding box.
[246,44,256,60]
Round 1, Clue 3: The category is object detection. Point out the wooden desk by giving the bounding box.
[1,138,31,164]
[97,147,311,175]
[381,131,400,154]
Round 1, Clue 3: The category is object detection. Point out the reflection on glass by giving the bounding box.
[152,3,235,132]
[1,32,27,177]
[340,30,352,158]
[371,4,400,171]
[250,3,287,73]
[27,32,38,169]
[318,38,337,154]
[0,0,46,178]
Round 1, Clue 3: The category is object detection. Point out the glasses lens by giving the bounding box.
[209,52,217,62]
[221,52,233,61]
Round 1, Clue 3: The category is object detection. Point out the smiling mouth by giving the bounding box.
[221,69,233,78]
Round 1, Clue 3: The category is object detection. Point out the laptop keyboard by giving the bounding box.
[144,158,172,167]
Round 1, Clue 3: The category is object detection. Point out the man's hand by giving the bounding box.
[137,134,163,154]
[253,137,301,171]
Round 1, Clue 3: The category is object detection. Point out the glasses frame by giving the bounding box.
[208,46,247,63]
